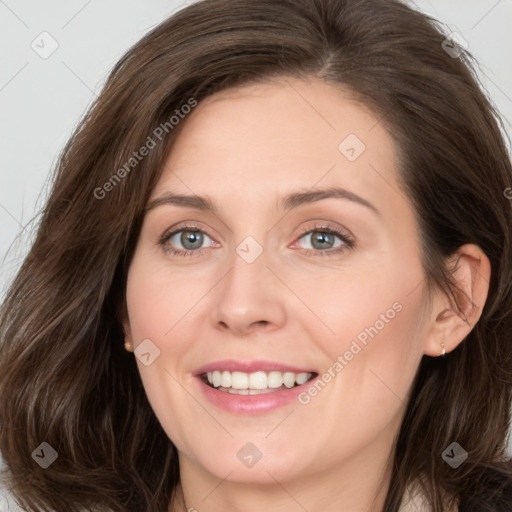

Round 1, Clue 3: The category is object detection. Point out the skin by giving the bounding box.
[121,76,490,512]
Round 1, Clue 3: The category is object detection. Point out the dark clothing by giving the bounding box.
[457,475,512,512]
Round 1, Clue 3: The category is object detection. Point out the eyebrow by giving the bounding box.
[146,186,380,215]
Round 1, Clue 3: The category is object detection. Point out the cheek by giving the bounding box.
[124,259,208,451]
[290,247,427,417]
[288,252,426,358]
[293,285,426,472]
[314,281,425,367]
[125,274,174,342]
[124,254,210,344]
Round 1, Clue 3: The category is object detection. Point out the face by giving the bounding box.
[122,77,432,489]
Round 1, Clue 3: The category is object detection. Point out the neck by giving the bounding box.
[168,433,396,512]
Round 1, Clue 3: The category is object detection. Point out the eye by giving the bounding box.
[159,222,355,257]
[294,224,355,256]
[159,224,216,257]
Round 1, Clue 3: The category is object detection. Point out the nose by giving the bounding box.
[210,246,287,337]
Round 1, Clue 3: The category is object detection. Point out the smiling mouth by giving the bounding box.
[200,370,318,394]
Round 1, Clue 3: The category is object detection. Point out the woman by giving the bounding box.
[1,0,511,511]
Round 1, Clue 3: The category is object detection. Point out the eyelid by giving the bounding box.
[294,222,354,243]
[159,221,215,243]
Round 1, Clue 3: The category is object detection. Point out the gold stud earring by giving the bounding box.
[124,341,133,352]
[441,342,446,357]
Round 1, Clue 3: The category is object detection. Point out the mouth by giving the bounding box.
[199,370,319,395]
[194,360,321,414]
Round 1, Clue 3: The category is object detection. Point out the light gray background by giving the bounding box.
[1,1,511,510]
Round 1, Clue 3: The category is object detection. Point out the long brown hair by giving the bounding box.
[1,0,511,510]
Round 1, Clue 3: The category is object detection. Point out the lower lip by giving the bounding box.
[195,375,317,415]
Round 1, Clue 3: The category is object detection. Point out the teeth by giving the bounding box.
[283,372,295,388]
[295,372,309,385]
[232,371,249,389]
[249,371,267,389]
[267,371,285,388]
[220,371,231,388]
[206,370,313,390]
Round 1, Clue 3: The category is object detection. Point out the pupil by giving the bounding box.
[312,232,333,249]
[182,231,203,249]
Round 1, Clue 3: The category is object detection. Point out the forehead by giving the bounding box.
[151,77,405,217]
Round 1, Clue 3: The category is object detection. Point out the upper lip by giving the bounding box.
[194,359,317,376]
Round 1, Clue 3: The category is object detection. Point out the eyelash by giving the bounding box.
[158,223,356,258]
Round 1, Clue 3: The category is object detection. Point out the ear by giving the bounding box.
[423,244,491,357]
